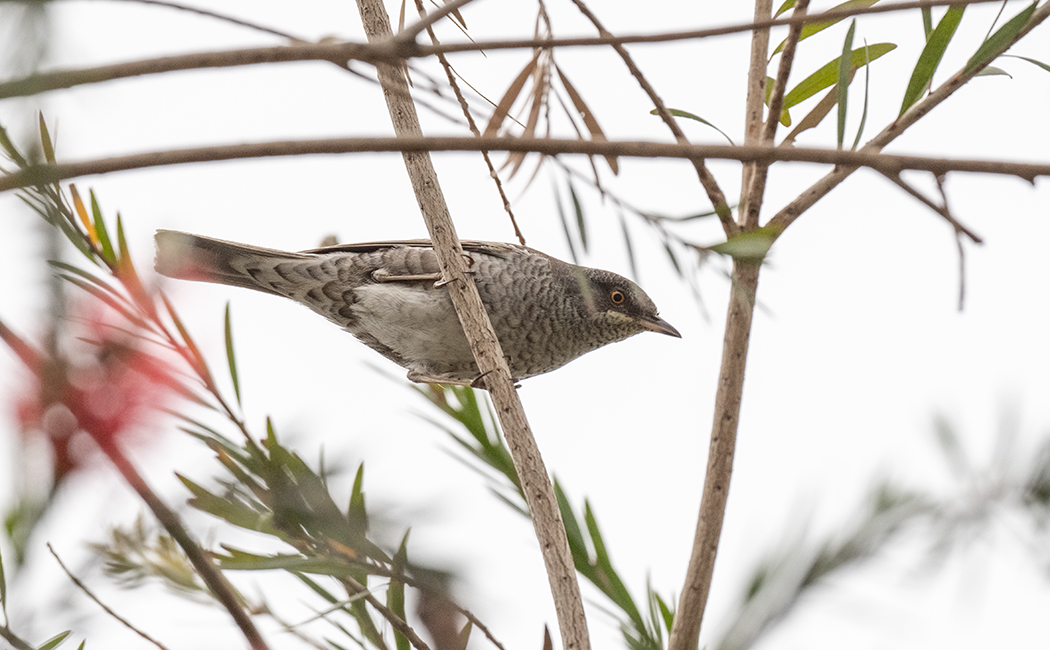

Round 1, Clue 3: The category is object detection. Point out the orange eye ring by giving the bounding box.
[610,290,626,305]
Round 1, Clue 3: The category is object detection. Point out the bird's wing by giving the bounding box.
[299,239,519,259]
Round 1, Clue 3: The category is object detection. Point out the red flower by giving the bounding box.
[5,303,177,483]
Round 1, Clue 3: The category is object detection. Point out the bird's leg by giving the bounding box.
[406,368,473,387]
[372,269,442,283]
[434,253,477,288]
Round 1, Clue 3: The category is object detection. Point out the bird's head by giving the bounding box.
[575,267,681,340]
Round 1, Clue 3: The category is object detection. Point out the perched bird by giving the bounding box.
[154,230,680,386]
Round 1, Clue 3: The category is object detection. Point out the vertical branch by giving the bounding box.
[671,2,778,649]
[668,260,761,650]
[739,0,774,226]
[352,2,590,649]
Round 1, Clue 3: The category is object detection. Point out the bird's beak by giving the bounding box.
[639,316,681,338]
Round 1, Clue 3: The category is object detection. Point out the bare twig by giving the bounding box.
[2,137,1048,194]
[876,170,982,243]
[353,1,590,649]
[397,0,478,43]
[47,543,173,650]
[412,0,526,244]
[569,0,735,236]
[343,577,432,650]
[0,627,36,650]
[0,0,1010,101]
[669,259,761,650]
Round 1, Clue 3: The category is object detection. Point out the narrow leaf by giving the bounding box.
[851,41,872,150]
[772,0,879,55]
[0,542,7,611]
[557,65,618,173]
[650,108,735,145]
[89,189,117,266]
[975,65,1011,77]
[224,303,242,406]
[900,5,965,115]
[567,180,587,252]
[774,0,795,19]
[965,1,1037,72]
[69,185,97,245]
[38,113,56,164]
[1002,54,1050,73]
[618,211,638,281]
[552,180,579,264]
[388,534,410,650]
[837,20,857,148]
[483,55,538,137]
[37,631,72,650]
[780,43,896,116]
[922,7,934,38]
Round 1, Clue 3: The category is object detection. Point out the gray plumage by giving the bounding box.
[154,230,680,385]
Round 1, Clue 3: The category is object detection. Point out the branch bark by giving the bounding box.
[352,1,589,649]
[0,0,1009,101]
[3,137,1048,194]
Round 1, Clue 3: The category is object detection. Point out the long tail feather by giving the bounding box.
[154,230,310,296]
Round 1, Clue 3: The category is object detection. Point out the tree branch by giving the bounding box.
[767,0,1050,235]
[0,0,1009,101]
[352,1,590,649]
[2,137,1048,194]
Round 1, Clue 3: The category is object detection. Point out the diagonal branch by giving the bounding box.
[353,1,590,650]
[568,0,735,236]
[767,0,1050,236]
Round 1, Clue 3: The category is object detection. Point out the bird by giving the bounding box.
[154,230,680,386]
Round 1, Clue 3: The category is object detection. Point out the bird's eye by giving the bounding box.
[610,290,626,305]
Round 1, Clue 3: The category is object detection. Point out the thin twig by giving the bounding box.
[342,577,432,650]
[397,0,478,43]
[742,0,809,229]
[352,1,590,649]
[104,0,306,42]
[568,0,735,236]
[0,627,36,650]
[0,0,1010,101]
[413,0,525,244]
[877,170,982,243]
[47,543,173,650]
[2,137,1049,193]
[739,0,774,228]
[98,443,269,650]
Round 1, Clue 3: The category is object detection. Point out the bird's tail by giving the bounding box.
[154,230,311,297]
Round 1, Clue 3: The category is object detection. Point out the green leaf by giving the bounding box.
[38,113,56,164]
[650,108,735,145]
[922,7,933,38]
[388,534,410,650]
[965,1,1037,72]
[551,180,579,264]
[975,65,1011,77]
[851,41,872,151]
[160,292,214,387]
[900,5,965,115]
[553,481,590,573]
[37,631,72,650]
[780,43,896,120]
[1001,54,1050,73]
[772,0,879,55]
[618,211,638,282]
[773,0,795,19]
[224,303,242,406]
[837,20,857,149]
[584,501,644,628]
[708,228,777,261]
[568,179,587,253]
[89,190,116,267]
[0,541,7,612]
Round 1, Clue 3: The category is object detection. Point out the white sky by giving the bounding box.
[1,1,1049,649]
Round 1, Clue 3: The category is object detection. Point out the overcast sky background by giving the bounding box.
[1,1,1049,649]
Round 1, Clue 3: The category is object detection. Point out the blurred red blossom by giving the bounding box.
[3,302,178,484]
